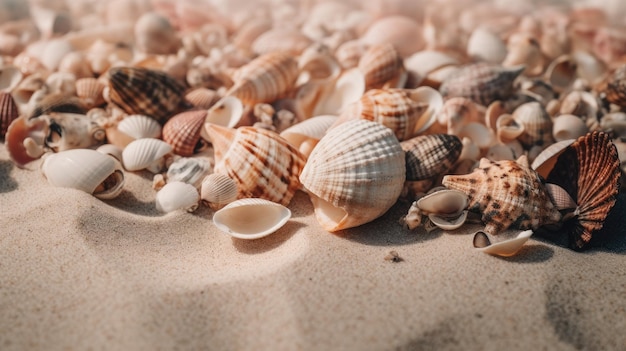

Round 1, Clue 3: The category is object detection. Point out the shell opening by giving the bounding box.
[93,169,125,200]
[308,192,348,232]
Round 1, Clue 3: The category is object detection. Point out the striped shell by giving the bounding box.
[162,110,208,156]
[185,87,220,109]
[200,173,239,210]
[122,138,172,172]
[512,102,554,149]
[226,52,299,106]
[204,124,306,206]
[212,198,292,240]
[0,91,19,138]
[107,66,185,124]
[117,114,162,140]
[29,93,87,119]
[166,156,212,189]
[401,134,462,181]
[603,64,626,108]
[358,43,405,90]
[299,120,406,232]
[75,77,105,109]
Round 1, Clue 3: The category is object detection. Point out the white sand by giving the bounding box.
[1,142,625,350]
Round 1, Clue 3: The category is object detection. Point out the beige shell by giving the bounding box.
[122,138,172,173]
[134,12,180,55]
[360,16,424,58]
[75,77,105,109]
[0,91,19,138]
[166,157,212,189]
[201,173,239,210]
[502,34,544,76]
[297,67,365,118]
[300,119,406,232]
[401,134,462,181]
[558,90,599,121]
[335,39,368,69]
[358,43,405,90]
[496,113,525,143]
[437,97,481,134]
[155,181,199,213]
[40,112,106,153]
[417,189,469,230]
[403,50,459,81]
[0,65,24,92]
[473,230,533,257]
[552,114,588,142]
[162,110,208,156]
[185,88,220,109]
[279,115,338,158]
[603,64,626,108]
[212,198,292,240]
[512,102,554,149]
[466,27,507,64]
[251,29,312,56]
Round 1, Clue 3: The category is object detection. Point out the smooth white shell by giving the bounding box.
[204,96,244,129]
[122,138,172,172]
[155,181,200,213]
[474,230,533,257]
[467,27,507,63]
[212,198,291,240]
[552,114,588,142]
[117,114,162,140]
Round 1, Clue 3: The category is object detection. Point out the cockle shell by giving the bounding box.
[42,112,106,152]
[117,114,162,140]
[155,181,200,213]
[401,134,462,181]
[185,88,220,109]
[200,173,239,210]
[166,156,213,189]
[0,91,19,138]
[212,198,292,240]
[107,66,186,124]
[279,115,337,158]
[299,119,406,232]
[204,124,306,206]
[162,110,208,156]
[358,43,405,90]
[473,230,533,257]
[122,138,172,173]
[442,155,562,235]
[75,77,105,109]
[41,149,125,200]
[512,102,554,149]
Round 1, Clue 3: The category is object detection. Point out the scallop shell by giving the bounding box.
[155,181,199,213]
[299,119,406,232]
[279,115,338,158]
[512,102,554,149]
[226,52,299,106]
[185,88,220,109]
[75,77,105,109]
[439,63,525,106]
[162,110,208,156]
[473,230,533,257]
[42,112,106,152]
[204,124,306,206]
[544,132,621,250]
[401,134,462,181]
[552,114,588,142]
[117,114,162,140]
[358,43,405,90]
[200,173,239,210]
[166,156,212,189]
[107,66,185,124]
[122,138,172,173]
[41,149,125,200]
[212,198,292,240]
[0,91,19,138]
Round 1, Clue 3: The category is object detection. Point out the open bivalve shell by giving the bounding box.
[122,138,172,173]
[42,149,125,200]
[473,230,533,257]
[212,198,291,240]
[417,189,469,230]
[155,181,200,213]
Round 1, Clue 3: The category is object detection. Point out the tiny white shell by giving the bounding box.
[155,181,199,213]
[473,230,533,257]
[212,198,292,240]
[117,114,162,140]
[122,138,172,172]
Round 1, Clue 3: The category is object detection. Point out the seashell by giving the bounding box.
[226,52,299,106]
[30,6,72,39]
[404,50,459,82]
[439,63,525,106]
[279,115,338,158]
[457,122,495,149]
[204,96,244,129]
[417,189,469,230]
[502,34,544,76]
[603,64,626,108]
[29,93,87,119]
[559,90,599,121]
[360,16,424,58]
[166,157,213,189]
[401,134,462,181]
[357,43,405,90]
[299,120,406,232]
[251,29,312,56]
[442,155,562,235]
[544,54,578,93]
[5,115,49,166]
[201,173,239,210]
[545,183,577,211]
[41,112,106,152]
[134,12,180,55]
[531,139,576,178]
[204,124,306,206]
[0,91,20,139]
[212,198,292,240]
[122,138,173,173]
[155,181,199,213]
[0,65,24,92]
[552,114,588,142]
[107,66,186,124]
[298,43,342,84]
[438,97,480,134]
[117,114,162,140]
[57,51,93,79]
[96,144,123,162]
[45,72,76,96]
[162,110,208,156]
[186,65,234,90]
[467,27,507,64]
[495,113,524,143]
[486,143,515,161]
[185,88,220,109]
[335,40,369,69]
[570,51,607,85]
[458,137,481,162]
[511,102,554,149]
[600,112,626,137]
[232,18,272,54]
[473,230,533,257]
[75,77,106,109]
[544,132,621,250]
[41,149,125,200]
[298,67,366,118]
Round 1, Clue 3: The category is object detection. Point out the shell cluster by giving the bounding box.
[2,0,626,249]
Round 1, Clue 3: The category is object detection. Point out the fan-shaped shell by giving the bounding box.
[279,115,337,158]
[122,138,172,172]
[162,110,208,156]
[512,102,554,148]
[201,173,239,210]
[75,77,105,109]
[41,149,125,199]
[358,43,405,90]
[401,134,462,181]
[0,91,19,138]
[155,181,199,213]
[299,119,406,232]
[117,114,162,140]
[212,198,292,240]
[166,156,212,189]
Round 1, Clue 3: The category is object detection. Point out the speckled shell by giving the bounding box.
[122,138,172,172]
[43,112,106,152]
[358,43,404,90]
[204,124,306,206]
[512,102,554,148]
[117,114,162,140]
[545,132,621,250]
[226,52,299,105]
[107,66,185,124]
[200,173,239,210]
[155,181,199,213]
[0,91,19,138]
[75,77,105,109]
[162,110,208,156]
[442,156,562,235]
[439,63,525,106]
[401,134,462,181]
[299,119,406,232]
[603,64,626,108]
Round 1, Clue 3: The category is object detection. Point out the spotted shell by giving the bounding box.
[42,112,106,152]
[512,102,554,149]
[299,119,406,232]
[162,110,208,156]
[0,91,19,138]
[401,134,462,181]
[603,64,626,108]
[122,138,172,173]
[107,66,185,124]
[358,43,405,90]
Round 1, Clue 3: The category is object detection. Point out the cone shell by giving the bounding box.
[545,132,621,250]
[358,43,405,90]
[117,114,162,140]
[162,110,208,156]
[212,198,292,240]
[201,173,239,210]
[107,66,185,124]
[75,77,105,109]
[300,119,406,232]
[603,64,626,108]
[204,124,306,206]
[155,181,200,213]
[401,134,462,181]
[512,102,554,149]
[0,91,19,139]
[122,138,172,172]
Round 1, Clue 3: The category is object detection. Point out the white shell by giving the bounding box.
[279,115,338,157]
[473,230,533,257]
[428,211,468,230]
[552,114,588,142]
[122,138,172,172]
[166,156,212,188]
[417,189,468,215]
[406,86,443,134]
[312,67,365,117]
[457,122,495,149]
[204,96,244,129]
[117,114,162,140]
[404,50,459,78]
[155,181,199,213]
[96,144,123,162]
[42,149,124,199]
[467,27,507,64]
[212,198,291,240]
[201,173,239,210]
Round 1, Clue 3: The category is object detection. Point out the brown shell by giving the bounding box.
[358,43,404,90]
[29,93,87,119]
[0,91,19,139]
[545,131,621,250]
[439,63,525,106]
[162,110,208,156]
[75,77,105,109]
[107,66,186,124]
[603,64,626,108]
[401,134,462,181]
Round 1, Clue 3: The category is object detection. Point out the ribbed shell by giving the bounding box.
[334,89,429,141]
[545,131,621,250]
[604,64,626,108]
[442,156,562,235]
[358,43,404,90]
[401,134,462,181]
[512,102,554,148]
[204,124,306,206]
[75,77,105,108]
[117,114,162,140]
[299,119,406,232]
[162,110,208,156]
[107,66,185,124]
[439,63,525,106]
[185,87,220,109]
[122,138,172,172]
[0,91,19,139]
[200,173,239,210]
[226,52,299,105]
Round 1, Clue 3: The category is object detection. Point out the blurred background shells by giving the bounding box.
[402,134,462,181]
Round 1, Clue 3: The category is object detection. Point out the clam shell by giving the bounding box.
[279,115,338,158]
[122,138,172,172]
[117,114,162,140]
[401,134,462,181]
[512,102,554,149]
[155,181,199,213]
[417,189,468,215]
[0,91,19,138]
[531,139,576,178]
[42,149,125,199]
[300,119,406,232]
[200,173,239,210]
[212,198,291,240]
[360,16,424,58]
[473,230,533,257]
[163,110,208,156]
[75,77,105,109]
[166,156,212,189]
[358,43,405,90]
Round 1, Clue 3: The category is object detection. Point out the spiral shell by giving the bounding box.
[122,138,172,173]
[401,134,462,181]
[162,110,208,156]
[201,173,239,210]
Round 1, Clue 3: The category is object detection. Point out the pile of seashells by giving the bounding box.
[1,0,625,255]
